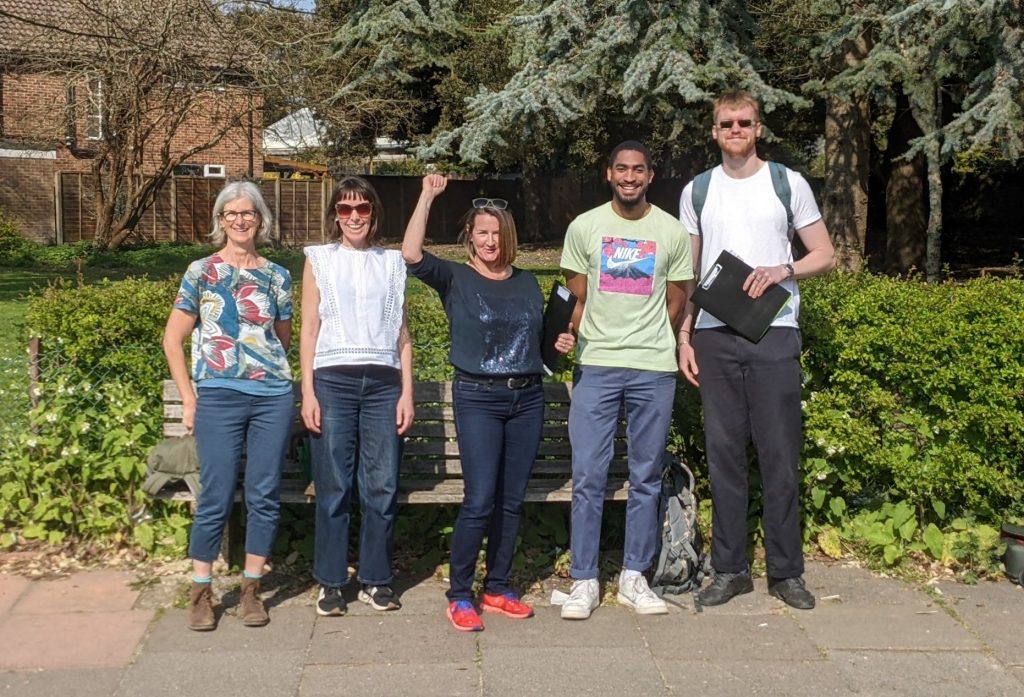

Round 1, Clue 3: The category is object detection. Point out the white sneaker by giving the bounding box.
[617,574,668,615]
[560,579,600,620]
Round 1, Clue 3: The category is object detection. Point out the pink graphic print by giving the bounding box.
[598,237,656,296]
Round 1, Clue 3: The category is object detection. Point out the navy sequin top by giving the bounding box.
[408,251,545,377]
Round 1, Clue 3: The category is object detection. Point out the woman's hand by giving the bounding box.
[554,323,576,355]
[421,174,447,201]
[396,392,415,435]
[301,393,322,434]
[181,395,196,433]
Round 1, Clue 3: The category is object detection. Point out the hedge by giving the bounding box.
[3,270,1022,570]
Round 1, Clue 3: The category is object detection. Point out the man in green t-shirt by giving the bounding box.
[558,140,693,620]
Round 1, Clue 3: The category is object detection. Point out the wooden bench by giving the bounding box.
[157,379,630,553]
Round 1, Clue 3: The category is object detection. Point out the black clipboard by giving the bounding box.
[691,250,791,343]
[541,282,577,374]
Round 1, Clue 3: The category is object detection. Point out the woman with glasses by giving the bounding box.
[402,175,575,631]
[163,181,295,631]
[300,176,414,617]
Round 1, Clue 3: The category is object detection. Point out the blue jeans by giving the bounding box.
[446,377,545,601]
[190,387,295,562]
[311,366,402,588]
[693,327,805,578]
[568,366,677,579]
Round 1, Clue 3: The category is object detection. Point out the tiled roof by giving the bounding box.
[0,0,246,68]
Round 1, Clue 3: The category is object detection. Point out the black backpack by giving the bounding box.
[650,453,709,595]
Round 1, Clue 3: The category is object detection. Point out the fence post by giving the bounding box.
[274,179,281,243]
[54,173,64,245]
[28,337,41,408]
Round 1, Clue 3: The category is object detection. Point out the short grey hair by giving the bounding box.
[208,181,274,246]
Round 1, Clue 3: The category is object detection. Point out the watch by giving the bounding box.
[783,263,795,280]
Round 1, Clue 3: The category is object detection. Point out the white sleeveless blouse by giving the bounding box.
[304,243,407,370]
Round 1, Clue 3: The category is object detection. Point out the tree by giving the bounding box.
[818,0,1024,280]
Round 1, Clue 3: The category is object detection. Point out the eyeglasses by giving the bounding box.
[220,210,258,223]
[472,198,508,210]
[335,202,373,218]
[716,119,757,129]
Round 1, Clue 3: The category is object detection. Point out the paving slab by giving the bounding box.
[13,570,141,614]
[642,612,822,662]
[829,649,1021,696]
[481,646,667,696]
[657,659,853,696]
[795,603,982,651]
[143,606,314,653]
[935,579,1024,666]
[301,662,480,697]
[0,609,152,670]
[307,613,478,665]
[0,668,122,697]
[801,560,930,606]
[477,605,644,649]
[0,574,29,615]
[115,650,304,697]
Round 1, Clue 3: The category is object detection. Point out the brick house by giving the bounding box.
[0,0,263,244]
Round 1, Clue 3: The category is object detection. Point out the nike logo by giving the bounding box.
[606,256,644,269]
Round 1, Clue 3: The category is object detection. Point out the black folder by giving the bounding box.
[691,250,791,342]
[541,282,578,374]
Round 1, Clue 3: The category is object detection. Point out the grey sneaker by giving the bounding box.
[358,584,402,611]
[316,585,347,617]
[560,579,600,620]
[617,573,668,615]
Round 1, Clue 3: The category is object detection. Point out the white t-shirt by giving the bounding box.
[304,243,406,370]
[678,163,822,330]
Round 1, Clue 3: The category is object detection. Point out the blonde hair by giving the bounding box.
[712,90,761,124]
[458,207,518,268]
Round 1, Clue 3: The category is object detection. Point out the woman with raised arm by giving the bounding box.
[402,175,575,632]
[162,181,295,632]
[301,176,414,618]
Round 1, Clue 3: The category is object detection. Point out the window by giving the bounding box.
[85,77,104,140]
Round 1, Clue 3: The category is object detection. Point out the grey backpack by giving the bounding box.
[143,435,201,497]
[650,453,709,595]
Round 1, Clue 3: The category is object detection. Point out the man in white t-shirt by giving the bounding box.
[678,91,835,610]
[559,141,693,620]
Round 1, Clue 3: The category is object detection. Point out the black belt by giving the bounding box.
[454,372,541,390]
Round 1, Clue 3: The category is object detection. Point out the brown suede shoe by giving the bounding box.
[188,582,216,631]
[239,577,269,627]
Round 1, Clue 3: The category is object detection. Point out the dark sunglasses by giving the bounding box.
[472,197,508,210]
[717,119,757,129]
[335,201,373,217]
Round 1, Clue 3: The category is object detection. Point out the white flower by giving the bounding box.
[826,446,837,456]
[65,386,75,395]
[26,438,37,448]
[80,422,91,433]
[800,400,807,410]
[60,447,69,457]
[57,386,66,395]
[45,413,58,423]
[82,382,92,391]
[816,472,827,481]
[30,387,42,398]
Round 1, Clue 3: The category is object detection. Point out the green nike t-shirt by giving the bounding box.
[560,202,692,372]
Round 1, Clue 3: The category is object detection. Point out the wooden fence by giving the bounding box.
[55,172,690,246]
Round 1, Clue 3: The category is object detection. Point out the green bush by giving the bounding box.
[25,277,179,393]
[7,270,1024,574]
[0,211,35,266]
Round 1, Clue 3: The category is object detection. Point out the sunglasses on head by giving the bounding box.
[335,201,373,218]
[716,119,757,129]
[472,197,508,210]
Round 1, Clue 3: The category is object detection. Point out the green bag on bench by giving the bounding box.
[144,435,201,497]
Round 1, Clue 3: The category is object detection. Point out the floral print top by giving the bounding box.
[173,254,293,383]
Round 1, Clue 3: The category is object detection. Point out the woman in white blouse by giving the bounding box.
[300,176,414,617]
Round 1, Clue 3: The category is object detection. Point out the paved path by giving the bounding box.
[0,561,1021,696]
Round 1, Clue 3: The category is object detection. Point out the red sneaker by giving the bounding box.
[447,600,484,632]
[481,592,535,619]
